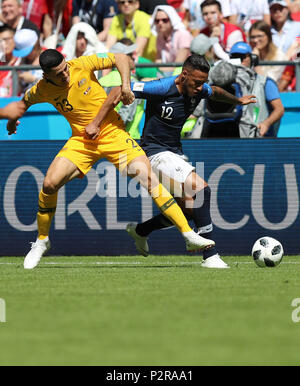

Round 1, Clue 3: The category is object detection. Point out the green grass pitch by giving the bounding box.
[0,255,300,366]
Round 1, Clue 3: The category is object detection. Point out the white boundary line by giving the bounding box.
[0,261,300,266]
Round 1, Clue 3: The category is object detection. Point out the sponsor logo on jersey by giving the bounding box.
[78,78,87,88]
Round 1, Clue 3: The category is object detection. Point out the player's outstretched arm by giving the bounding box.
[85,86,122,140]
[113,53,135,106]
[0,101,26,120]
[210,86,257,105]
[6,100,28,135]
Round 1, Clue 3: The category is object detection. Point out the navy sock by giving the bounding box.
[135,214,174,237]
[192,186,218,259]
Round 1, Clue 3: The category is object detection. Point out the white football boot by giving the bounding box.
[126,223,149,257]
[183,230,215,252]
[201,254,230,269]
[24,237,51,269]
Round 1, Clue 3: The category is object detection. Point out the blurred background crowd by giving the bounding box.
[0,0,299,137]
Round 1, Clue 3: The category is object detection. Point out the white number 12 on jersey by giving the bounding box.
[161,106,173,120]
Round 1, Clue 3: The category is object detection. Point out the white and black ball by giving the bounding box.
[252,237,284,268]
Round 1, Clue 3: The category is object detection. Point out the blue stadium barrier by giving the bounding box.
[0,98,71,140]
[0,139,299,256]
[277,92,300,137]
[0,93,300,139]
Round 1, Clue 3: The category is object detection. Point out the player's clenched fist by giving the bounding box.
[121,89,135,105]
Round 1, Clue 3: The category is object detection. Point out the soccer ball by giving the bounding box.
[251,237,284,268]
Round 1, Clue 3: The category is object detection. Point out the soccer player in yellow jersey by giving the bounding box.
[6,49,215,269]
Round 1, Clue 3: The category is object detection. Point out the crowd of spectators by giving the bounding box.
[0,0,299,135]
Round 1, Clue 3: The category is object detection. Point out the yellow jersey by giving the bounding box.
[24,53,124,137]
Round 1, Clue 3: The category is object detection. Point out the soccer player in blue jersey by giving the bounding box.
[88,54,256,268]
[126,54,256,268]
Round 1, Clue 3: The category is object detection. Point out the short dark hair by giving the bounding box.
[118,37,134,46]
[201,0,222,12]
[0,25,15,35]
[77,31,86,39]
[39,49,65,73]
[183,54,210,74]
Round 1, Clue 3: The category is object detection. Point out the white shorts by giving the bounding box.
[149,151,195,197]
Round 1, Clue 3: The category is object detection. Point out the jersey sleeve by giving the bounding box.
[131,77,176,99]
[264,78,281,102]
[72,53,116,72]
[23,81,47,107]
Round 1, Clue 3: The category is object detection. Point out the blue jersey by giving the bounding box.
[131,76,213,157]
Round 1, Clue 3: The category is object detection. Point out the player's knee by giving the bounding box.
[184,172,208,197]
[43,177,59,195]
[193,178,208,194]
[128,158,151,188]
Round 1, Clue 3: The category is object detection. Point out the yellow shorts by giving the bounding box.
[56,127,145,176]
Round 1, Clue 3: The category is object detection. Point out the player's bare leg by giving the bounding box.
[126,155,215,252]
[24,157,81,269]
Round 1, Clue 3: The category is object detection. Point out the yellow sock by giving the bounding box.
[150,184,191,233]
[37,190,58,240]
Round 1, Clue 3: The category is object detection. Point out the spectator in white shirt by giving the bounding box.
[62,22,107,61]
[270,0,300,58]
[249,20,286,83]
[229,0,271,33]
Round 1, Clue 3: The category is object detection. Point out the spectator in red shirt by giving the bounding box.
[167,0,184,10]
[286,0,300,21]
[0,0,40,37]
[22,0,52,39]
[0,25,21,97]
[278,64,296,91]
[167,0,185,19]
[200,0,246,58]
[46,0,73,38]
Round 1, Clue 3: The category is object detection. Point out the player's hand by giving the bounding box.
[121,88,135,106]
[2,102,26,120]
[237,95,257,105]
[211,26,221,37]
[85,121,100,140]
[97,30,108,42]
[257,122,269,137]
[7,119,20,135]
